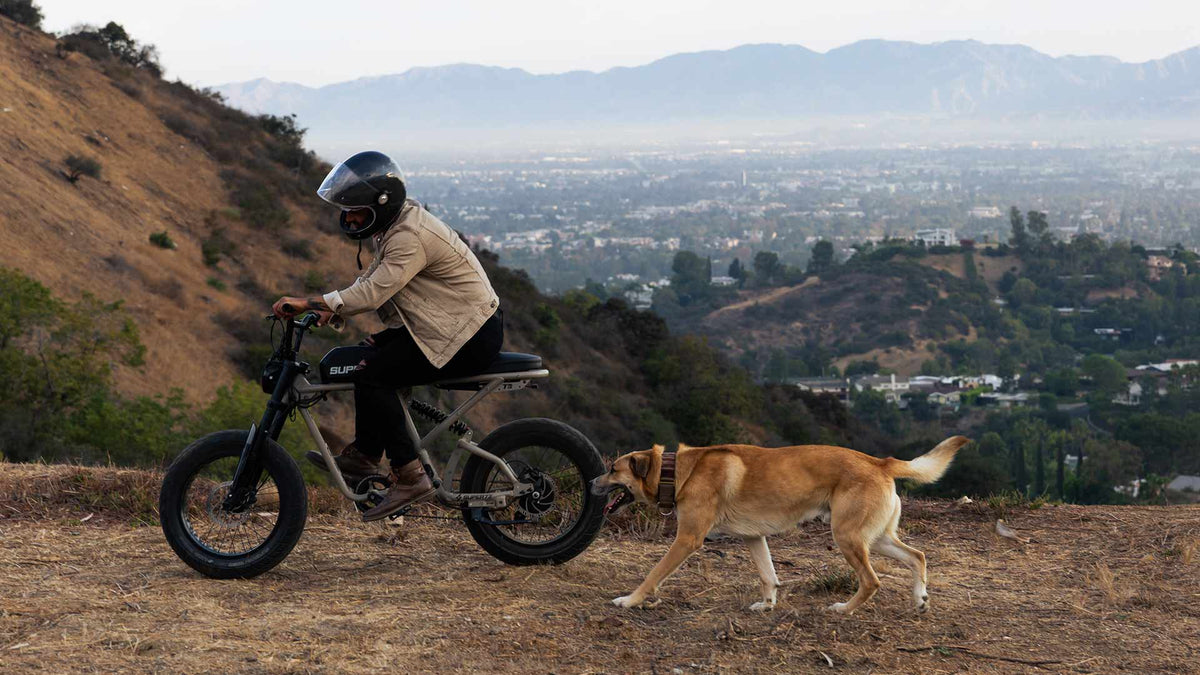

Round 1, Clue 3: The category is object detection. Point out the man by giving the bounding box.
[273,151,502,521]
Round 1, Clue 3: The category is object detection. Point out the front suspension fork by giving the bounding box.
[224,363,295,511]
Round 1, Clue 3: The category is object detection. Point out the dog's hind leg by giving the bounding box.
[870,495,929,612]
[872,533,928,613]
[827,534,879,614]
[744,536,781,611]
[827,492,886,614]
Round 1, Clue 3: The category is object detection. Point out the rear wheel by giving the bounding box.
[159,430,308,579]
[460,418,605,565]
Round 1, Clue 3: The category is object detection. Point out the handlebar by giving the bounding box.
[264,307,320,359]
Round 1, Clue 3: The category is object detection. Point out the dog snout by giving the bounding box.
[590,474,616,496]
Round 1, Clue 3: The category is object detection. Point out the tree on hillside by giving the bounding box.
[753,251,780,286]
[0,0,42,29]
[63,154,101,183]
[670,251,711,306]
[1081,354,1127,395]
[727,258,745,286]
[1009,277,1038,308]
[61,22,162,76]
[807,240,835,275]
[1009,207,1028,250]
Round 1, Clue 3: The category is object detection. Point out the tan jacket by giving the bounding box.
[323,201,499,368]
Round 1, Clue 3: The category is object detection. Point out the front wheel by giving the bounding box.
[460,418,606,565]
[159,430,308,578]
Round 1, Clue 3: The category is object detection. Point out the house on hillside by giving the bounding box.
[913,228,956,247]
[1093,328,1133,342]
[969,206,1003,219]
[1113,382,1142,406]
[1136,359,1199,373]
[854,374,911,403]
[1167,475,1200,494]
[791,377,851,399]
[927,385,963,409]
[978,392,1030,408]
[1146,255,1186,281]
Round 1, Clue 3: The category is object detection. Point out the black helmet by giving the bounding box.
[316,151,407,240]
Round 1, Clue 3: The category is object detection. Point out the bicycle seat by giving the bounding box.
[475,352,542,375]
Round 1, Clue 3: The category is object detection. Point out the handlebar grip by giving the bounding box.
[282,302,297,314]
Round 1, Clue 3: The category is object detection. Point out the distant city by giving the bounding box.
[405,142,1200,293]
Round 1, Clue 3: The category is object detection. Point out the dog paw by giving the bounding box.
[611,595,641,608]
[826,602,850,614]
[916,594,930,614]
[748,601,775,612]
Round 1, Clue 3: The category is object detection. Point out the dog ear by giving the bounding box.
[630,453,650,478]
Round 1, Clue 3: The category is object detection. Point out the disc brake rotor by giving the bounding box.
[203,481,252,529]
[513,463,558,518]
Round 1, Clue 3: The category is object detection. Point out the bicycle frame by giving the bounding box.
[294,370,549,508]
[225,313,548,513]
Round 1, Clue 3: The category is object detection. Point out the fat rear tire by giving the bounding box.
[460,418,606,566]
[159,430,308,579]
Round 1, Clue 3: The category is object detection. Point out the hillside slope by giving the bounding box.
[2,463,1198,673]
[0,16,349,402]
[697,263,982,376]
[0,18,679,456]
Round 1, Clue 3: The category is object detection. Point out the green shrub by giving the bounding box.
[149,231,176,249]
[0,0,43,30]
[59,22,162,77]
[200,227,235,267]
[64,154,101,183]
[206,277,226,291]
[0,268,146,463]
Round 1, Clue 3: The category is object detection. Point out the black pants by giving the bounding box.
[354,310,503,464]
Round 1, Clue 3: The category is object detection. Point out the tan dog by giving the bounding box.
[591,436,970,614]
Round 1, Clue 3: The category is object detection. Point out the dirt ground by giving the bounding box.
[1,463,1198,674]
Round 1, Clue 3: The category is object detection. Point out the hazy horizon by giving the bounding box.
[36,0,1200,87]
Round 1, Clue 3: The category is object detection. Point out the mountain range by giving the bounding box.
[215,39,1200,153]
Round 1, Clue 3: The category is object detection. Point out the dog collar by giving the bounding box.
[656,449,677,514]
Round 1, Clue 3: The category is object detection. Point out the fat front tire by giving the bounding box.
[460,418,606,566]
[159,430,308,579]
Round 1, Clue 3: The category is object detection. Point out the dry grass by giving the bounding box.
[0,21,353,404]
[2,463,1200,674]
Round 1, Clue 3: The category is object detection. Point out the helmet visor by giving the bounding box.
[316,162,374,208]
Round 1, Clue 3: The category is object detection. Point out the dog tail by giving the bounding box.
[885,436,970,484]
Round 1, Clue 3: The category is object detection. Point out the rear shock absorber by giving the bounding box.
[409,398,471,437]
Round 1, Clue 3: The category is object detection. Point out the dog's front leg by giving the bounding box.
[612,532,703,608]
[745,536,780,611]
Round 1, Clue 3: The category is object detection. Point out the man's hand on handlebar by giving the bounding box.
[272,296,306,319]
[272,296,338,327]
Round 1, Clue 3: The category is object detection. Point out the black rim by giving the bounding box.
[179,455,281,557]
[479,446,590,546]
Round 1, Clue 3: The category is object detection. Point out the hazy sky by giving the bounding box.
[38,0,1200,87]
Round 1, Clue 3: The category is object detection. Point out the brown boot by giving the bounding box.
[361,459,435,522]
[304,442,381,485]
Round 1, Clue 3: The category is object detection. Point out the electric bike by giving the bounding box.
[159,311,607,578]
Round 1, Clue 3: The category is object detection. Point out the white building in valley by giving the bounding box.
[913,228,957,247]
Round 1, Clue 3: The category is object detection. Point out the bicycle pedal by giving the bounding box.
[388,506,413,521]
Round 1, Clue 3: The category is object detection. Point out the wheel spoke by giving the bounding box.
[478,444,589,545]
[181,456,280,556]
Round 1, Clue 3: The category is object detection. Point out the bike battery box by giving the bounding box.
[319,345,372,383]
